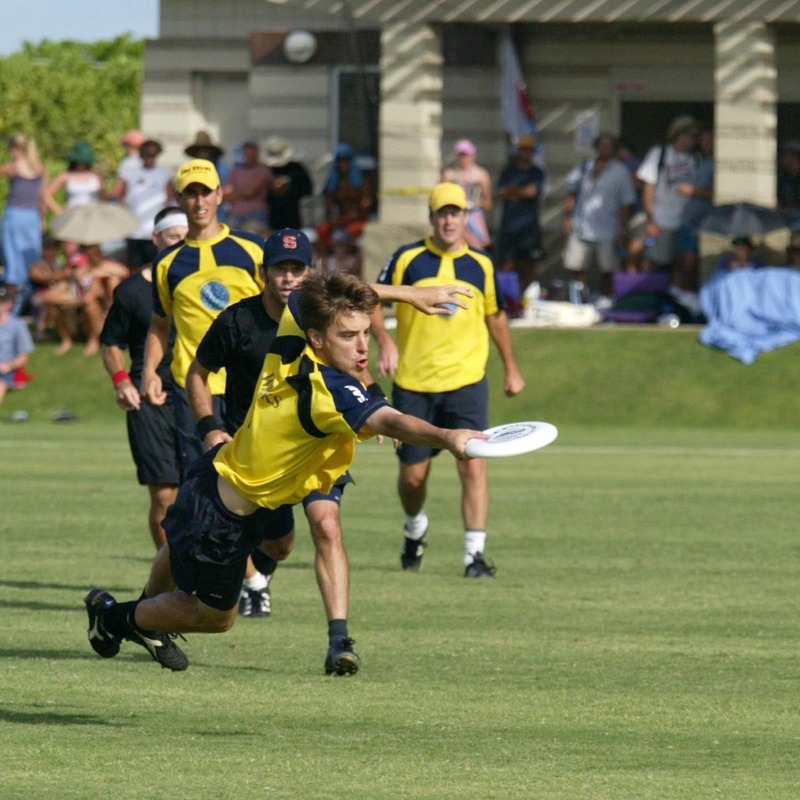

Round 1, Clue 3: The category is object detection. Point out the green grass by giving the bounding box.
[2,331,799,798]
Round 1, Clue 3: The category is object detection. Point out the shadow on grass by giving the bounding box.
[0,706,127,726]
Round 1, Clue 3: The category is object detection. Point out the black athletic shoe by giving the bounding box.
[127,627,189,671]
[84,588,121,658]
[324,637,361,676]
[464,552,496,579]
[238,585,271,618]
[400,529,426,571]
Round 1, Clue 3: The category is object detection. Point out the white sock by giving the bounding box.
[404,510,429,540]
[243,572,268,592]
[464,530,487,566]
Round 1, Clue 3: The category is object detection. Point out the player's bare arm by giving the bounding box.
[372,283,473,315]
[141,313,170,405]
[485,310,526,397]
[102,343,141,411]
[185,358,233,450]
[362,405,485,461]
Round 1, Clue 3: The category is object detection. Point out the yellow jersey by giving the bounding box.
[213,297,389,509]
[377,237,502,393]
[152,225,264,392]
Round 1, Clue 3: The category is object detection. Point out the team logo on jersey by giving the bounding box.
[345,385,368,404]
[199,280,230,311]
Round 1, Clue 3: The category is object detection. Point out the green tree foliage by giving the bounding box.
[0,35,143,203]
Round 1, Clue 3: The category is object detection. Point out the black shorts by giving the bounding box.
[163,446,294,610]
[172,385,226,482]
[126,400,181,487]
[497,229,542,263]
[392,379,489,465]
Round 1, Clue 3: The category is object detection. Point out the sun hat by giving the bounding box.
[516,134,536,150]
[667,115,698,142]
[174,159,221,193]
[429,182,468,212]
[264,136,295,167]
[66,142,95,165]
[184,131,225,159]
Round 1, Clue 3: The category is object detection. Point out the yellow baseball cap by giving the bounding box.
[175,159,220,193]
[429,182,468,212]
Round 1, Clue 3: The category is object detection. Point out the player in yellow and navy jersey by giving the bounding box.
[372,182,526,579]
[84,271,485,675]
[141,158,264,477]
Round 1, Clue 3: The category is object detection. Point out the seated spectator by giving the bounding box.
[785,236,800,269]
[713,237,765,277]
[28,235,72,341]
[325,228,362,278]
[0,283,34,409]
[316,143,374,251]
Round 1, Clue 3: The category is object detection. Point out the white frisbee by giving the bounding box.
[465,420,558,458]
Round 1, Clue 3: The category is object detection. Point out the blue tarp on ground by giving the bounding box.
[699,267,800,364]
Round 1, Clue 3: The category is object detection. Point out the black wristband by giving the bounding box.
[196,414,223,440]
[366,382,386,398]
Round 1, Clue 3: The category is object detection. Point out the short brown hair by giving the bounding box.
[294,271,378,335]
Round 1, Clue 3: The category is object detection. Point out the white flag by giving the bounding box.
[501,29,549,189]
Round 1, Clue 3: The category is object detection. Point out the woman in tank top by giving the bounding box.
[0,133,46,314]
[441,138,493,251]
[44,141,105,215]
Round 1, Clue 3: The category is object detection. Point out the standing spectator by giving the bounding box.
[100,207,188,550]
[117,139,172,269]
[106,130,146,198]
[637,115,700,273]
[43,142,105,215]
[0,283,34,410]
[370,182,526,578]
[442,138,493,251]
[1,133,46,316]
[317,143,373,251]
[223,140,271,234]
[264,136,313,230]
[616,137,647,272]
[561,132,636,299]
[496,135,545,293]
[673,124,715,292]
[184,131,229,219]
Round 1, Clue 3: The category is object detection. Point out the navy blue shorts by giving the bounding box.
[126,400,181,487]
[163,446,294,610]
[392,379,489,465]
[303,471,353,507]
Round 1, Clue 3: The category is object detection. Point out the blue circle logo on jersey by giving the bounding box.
[200,281,230,311]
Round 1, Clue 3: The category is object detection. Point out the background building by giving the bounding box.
[143,0,800,277]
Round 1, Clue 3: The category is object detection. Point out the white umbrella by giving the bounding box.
[50,202,139,244]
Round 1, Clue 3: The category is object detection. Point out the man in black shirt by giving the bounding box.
[100,207,188,550]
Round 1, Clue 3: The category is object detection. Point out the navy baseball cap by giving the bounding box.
[264,228,313,267]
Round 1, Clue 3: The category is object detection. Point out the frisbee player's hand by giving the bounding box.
[411,284,473,315]
[203,429,232,451]
[141,373,167,406]
[504,368,526,398]
[116,381,141,411]
[447,428,487,460]
[376,339,398,378]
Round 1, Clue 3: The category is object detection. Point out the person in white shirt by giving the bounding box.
[562,132,636,298]
[637,115,700,271]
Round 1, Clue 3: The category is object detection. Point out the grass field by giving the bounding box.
[2,332,799,799]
